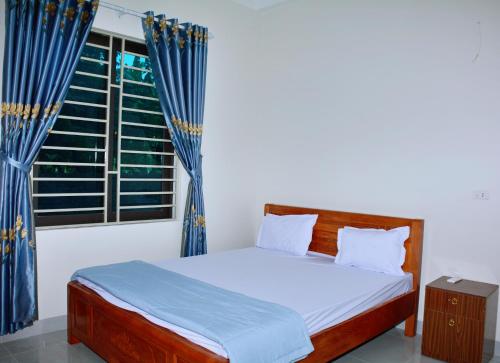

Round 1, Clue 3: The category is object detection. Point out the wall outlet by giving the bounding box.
[474,191,490,200]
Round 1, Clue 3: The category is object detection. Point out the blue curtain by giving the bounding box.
[0,0,98,335]
[142,12,208,257]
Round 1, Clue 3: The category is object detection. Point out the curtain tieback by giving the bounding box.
[190,172,202,184]
[0,152,30,173]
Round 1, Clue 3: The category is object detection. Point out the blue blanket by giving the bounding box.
[72,261,313,363]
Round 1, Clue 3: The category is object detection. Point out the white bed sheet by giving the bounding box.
[77,247,412,359]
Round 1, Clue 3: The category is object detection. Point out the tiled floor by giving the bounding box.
[0,330,102,363]
[0,328,498,363]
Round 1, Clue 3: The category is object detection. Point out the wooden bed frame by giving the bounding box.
[67,204,424,362]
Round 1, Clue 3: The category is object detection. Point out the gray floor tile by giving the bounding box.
[0,328,498,363]
[331,353,367,362]
[10,342,66,363]
[350,332,418,363]
[0,356,16,363]
[2,329,67,356]
[1,336,46,356]
[405,352,443,363]
[10,340,105,363]
[386,327,405,337]
[0,346,11,358]
[40,331,67,344]
[64,343,105,363]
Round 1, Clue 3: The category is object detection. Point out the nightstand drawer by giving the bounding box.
[446,314,483,363]
[422,311,484,363]
[425,287,485,320]
[445,292,484,320]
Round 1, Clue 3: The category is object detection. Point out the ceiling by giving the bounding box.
[230,0,291,10]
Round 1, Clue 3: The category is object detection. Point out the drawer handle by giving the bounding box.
[448,319,455,327]
[448,297,458,305]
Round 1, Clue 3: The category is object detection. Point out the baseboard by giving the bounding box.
[397,320,499,357]
[0,315,66,343]
[396,319,424,335]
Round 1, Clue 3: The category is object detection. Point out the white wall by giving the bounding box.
[251,0,500,336]
[0,0,259,321]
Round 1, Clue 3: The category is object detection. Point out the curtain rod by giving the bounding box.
[99,1,215,39]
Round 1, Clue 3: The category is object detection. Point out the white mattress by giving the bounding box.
[77,247,412,359]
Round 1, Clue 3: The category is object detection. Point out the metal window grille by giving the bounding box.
[32,30,177,229]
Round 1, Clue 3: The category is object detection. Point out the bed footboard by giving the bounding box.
[68,281,417,363]
[68,281,228,363]
[300,289,418,362]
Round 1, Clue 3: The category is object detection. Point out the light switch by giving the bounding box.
[474,191,490,200]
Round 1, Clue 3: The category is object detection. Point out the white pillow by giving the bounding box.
[335,226,410,276]
[256,214,319,256]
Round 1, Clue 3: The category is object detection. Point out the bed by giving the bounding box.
[67,204,424,362]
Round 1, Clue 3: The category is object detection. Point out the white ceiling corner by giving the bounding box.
[229,0,291,10]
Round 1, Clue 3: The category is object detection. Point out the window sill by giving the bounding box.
[35,218,179,231]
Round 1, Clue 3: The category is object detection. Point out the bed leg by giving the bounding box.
[404,313,417,337]
[67,313,80,344]
[68,332,80,345]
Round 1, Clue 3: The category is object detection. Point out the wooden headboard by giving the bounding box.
[264,204,424,293]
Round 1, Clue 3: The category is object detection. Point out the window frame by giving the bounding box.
[33,28,179,231]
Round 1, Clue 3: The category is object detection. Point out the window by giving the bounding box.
[32,30,177,228]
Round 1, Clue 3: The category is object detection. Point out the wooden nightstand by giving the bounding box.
[422,276,498,363]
